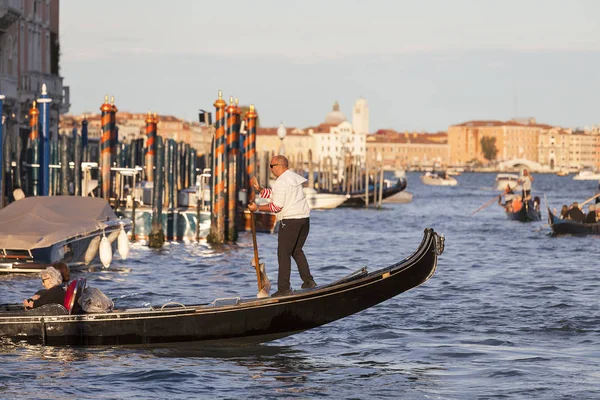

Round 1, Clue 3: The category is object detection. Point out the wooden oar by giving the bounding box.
[580,193,600,208]
[249,211,264,294]
[249,188,269,298]
[469,195,500,216]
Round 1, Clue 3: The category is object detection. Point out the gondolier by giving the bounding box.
[518,169,534,199]
[248,155,317,297]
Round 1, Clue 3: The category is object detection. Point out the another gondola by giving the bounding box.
[505,199,541,222]
[0,228,444,347]
[547,208,600,235]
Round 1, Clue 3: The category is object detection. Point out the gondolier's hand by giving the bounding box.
[248,202,258,212]
[250,176,261,192]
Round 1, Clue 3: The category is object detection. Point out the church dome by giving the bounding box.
[324,101,347,125]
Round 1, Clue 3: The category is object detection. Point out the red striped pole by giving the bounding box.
[100,95,112,200]
[145,111,155,182]
[208,90,226,244]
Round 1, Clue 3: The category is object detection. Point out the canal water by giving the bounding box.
[0,172,598,399]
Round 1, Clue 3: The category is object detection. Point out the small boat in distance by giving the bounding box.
[556,169,569,177]
[421,172,457,186]
[495,173,521,191]
[573,170,600,181]
[0,228,444,346]
[0,196,131,273]
[303,188,348,210]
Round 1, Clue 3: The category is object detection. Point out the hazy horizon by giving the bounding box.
[60,0,600,132]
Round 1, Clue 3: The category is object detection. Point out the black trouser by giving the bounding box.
[277,218,312,291]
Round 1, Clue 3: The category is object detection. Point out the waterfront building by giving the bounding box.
[539,128,600,171]
[366,130,449,170]
[0,0,70,143]
[307,101,367,165]
[447,119,552,167]
[255,126,313,163]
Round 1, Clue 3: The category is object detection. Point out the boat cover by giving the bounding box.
[0,196,118,250]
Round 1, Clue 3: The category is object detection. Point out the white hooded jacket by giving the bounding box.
[265,169,310,221]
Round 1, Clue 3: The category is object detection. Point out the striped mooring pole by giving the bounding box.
[38,84,52,196]
[226,96,239,242]
[145,111,156,182]
[208,90,227,245]
[245,105,257,193]
[0,93,4,207]
[100,95,112,200]
[28,101,40,197]
[110,97,118,171]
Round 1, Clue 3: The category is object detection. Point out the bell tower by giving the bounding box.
[352,98,369,134]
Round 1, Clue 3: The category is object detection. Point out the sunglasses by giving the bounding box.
[269,164,281,169]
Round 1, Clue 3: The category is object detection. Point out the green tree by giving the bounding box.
[480,136,498,162]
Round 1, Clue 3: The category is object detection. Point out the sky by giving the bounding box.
[60,0,600,132]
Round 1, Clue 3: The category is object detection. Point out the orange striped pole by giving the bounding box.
[246,104,257,192]
[208,90,226,244]
[145,111,155,182]
[226,97,239,242]
[100,95,112,200]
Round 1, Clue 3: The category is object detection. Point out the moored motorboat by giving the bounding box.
[420,172,457,186]
[303,187,348,209]
[547,208,600,235]
[573,170,600,181]
[495,173,521,191]
[0,196,131,273]
[0,228,444,346]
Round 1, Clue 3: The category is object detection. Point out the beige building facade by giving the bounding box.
[366,130,450,170]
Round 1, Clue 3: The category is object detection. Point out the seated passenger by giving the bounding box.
[565,202,585,222]
[30,262,70,301]
[559,204,569,219]
[512,196,523,212]
[22,267,66,309]
[533,196,541,212]
[585,204,597,223]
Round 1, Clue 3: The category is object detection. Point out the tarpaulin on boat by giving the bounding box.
[0,196,118,250]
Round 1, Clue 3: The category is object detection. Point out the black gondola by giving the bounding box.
[335,178,408,208]
[505,199,541,222]
[0,228,444,347]
[547,208,600,235]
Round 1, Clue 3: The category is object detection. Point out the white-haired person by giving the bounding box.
[23,267,66,309]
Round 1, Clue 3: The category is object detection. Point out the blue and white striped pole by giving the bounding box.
[38,84,52,196]
[0,93,5,207]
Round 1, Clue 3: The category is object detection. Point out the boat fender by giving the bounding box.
[84,236,102,265]
[99,234,112,268]
[107,229,120,244]
[117,226,130,260]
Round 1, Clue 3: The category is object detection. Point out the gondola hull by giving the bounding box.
[506,200,541,222]
[0,228,443,347]
[547,208,600,235]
